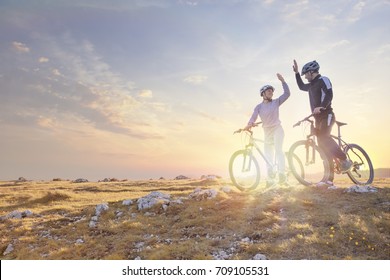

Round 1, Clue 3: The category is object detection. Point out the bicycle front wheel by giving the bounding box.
[288,140,329,186]
[344,144,374,185]
[229,149,260,191]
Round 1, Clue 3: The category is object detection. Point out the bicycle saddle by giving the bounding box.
[335,121,347,126]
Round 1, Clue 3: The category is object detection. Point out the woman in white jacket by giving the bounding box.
[244,73,290,187]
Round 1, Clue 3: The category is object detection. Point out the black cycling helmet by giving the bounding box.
[301,60,320,76]
[260,85,274,96]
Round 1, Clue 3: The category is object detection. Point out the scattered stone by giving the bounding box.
[212,250,231,260]
[75,239,84,244]
[22,210,33,217]
[6,210,22,219]
[95,203,109,216]
[135,242,145,250]
[1,210,33,220]
[137,192,171,210]
[175,175,189,180]
[90,216,99,222]
[253,253,267,260]
[241,237,251,243]
[89,203,109,228]
[73,178,88,183]
[89,220,97,228]
[346,185,378,193]
[189,188,218,200]
[18,177,27,182]
[144,212,156,217]
[3,244,14,256]
[115,211,124,218]
[220,186,232,193]
[122,199,133,206]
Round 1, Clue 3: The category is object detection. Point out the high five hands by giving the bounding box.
[293,59,299,74]
[277,73,285,83]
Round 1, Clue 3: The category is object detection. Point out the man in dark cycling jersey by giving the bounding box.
[293,60,352,187]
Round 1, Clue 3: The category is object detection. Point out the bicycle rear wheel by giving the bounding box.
[288,140,329,186]
[344,144,374,185]
[229,149,260,191]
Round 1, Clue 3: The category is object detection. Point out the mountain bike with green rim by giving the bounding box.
[229,122,303,191]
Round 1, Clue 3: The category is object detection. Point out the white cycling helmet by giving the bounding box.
[260,85,274,96]
[301,60,320,76]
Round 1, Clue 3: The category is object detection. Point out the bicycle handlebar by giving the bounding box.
[293,114,314,128]
[293,108,329,127]
[233,122,262,135]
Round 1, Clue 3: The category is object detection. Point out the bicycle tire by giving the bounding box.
[288,140,330,186]
[229,149,260,191]
[288,152,305,182]
[344,143,374,185]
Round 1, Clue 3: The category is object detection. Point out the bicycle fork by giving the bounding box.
[305,139,316,165]
[241,147,254,172]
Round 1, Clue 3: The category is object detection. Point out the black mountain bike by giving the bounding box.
[288,114,374,186]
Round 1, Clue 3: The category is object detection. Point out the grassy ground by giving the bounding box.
[0,178,389,260]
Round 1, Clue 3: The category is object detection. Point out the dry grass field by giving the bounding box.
[0,177,389,260]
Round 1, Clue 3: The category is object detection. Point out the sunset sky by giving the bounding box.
[1,0,389,181]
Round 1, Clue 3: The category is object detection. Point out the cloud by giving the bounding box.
[196,110,225,123]
[370,43,390,62]
[39,57,49,63]
[183,75,208,85]
[347,1,366,23]
[179,1,198,6]
[282,0,310,23]
[3,33,168,141]
[12,41,30,53]
[138,89,153,98]
[52,69,63,76]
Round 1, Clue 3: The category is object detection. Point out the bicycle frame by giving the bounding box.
[234,122,277,175]
[293,114,319,166]
[243,133,275,173]
[331,123,361,174]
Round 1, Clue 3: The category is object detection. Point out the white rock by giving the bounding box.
[22,210,33,217]
[122,199,133,206]
[3,244,14,255]
[189,188,218,200]
[241,237,251,243]
[91,216,99,222]
[137,192,171,210]
[89,221,97,228]
[253,253,267,260]
[346,185,378,193]
[95,203,109,216]
[220,186,232,193]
